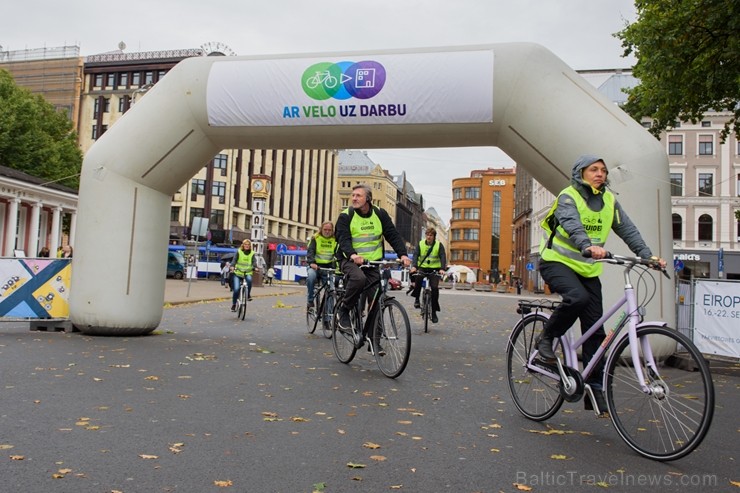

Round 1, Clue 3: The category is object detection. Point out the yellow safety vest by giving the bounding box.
[234,249,255,276]
[314,234,337,266]
[540,187,614,277]
[345,207,383,261]
[417,240,442,269]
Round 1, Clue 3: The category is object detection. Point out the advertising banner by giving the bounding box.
[693,280,740,359]
[0,258,71,319]
[207,50,494,127]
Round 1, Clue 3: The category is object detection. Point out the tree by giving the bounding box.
[616,0,740,142]
[0,69,82,188]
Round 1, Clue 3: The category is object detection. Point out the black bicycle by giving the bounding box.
[306,267,338,339]
[332,261,411,378]
[413,271,442,332]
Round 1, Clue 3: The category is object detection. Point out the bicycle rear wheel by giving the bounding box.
[604,325,714,461]
[506,313,564,421]
[238,284,247,320]
[322,291,336,339]
[332,306,357,364]
[374,298,411,378]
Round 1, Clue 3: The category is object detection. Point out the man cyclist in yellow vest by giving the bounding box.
[537,155,666,414]
[306,221,338,311]
[335,184,411,332]
[410,227,447,323]
[231,239,258,311]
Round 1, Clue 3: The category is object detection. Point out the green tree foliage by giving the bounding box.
[0,69,82,189]
[616,0,740,142]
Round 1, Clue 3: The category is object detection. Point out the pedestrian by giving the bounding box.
[381,264,392,293]
[60,245,73,258]
[37,247,50,257]
[221,261,231,288]
[537,154,667,414]
[306,221,337,311]
[266,266,275,286]
[334,184,411,341]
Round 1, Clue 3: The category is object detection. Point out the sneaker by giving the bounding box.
[431,312,439,323]
[230,304,236,312]
[337,306,352,331]
[307,302,314,313]
[537,332,556,360]
[413,299,420,309]
[248,297,253,302]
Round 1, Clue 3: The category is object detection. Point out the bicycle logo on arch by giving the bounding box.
[301,61,386,101]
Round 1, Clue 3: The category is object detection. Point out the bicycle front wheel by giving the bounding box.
[422,291,430,333]
[374,298,411,378]
[332,307,357,364]
[322,291,336,339]
[605,325,714,461]
[238,285,247,320]
[506,313,564,421]
[307,294,319,334]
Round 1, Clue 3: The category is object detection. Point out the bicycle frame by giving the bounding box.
[527,259,667,392]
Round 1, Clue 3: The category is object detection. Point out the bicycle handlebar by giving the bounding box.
[581,250,670,279]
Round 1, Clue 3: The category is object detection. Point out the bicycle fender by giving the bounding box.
[636,320,668,329]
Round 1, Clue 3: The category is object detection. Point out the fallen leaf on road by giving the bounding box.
[363,442,381,449]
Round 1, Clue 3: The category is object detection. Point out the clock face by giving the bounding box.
[253,180,263,192]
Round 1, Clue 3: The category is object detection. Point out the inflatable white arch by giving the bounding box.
[70,43,672,335]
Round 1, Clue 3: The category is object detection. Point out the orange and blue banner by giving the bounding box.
[0,258,71,319]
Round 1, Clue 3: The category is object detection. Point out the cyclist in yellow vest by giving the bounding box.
[306,221,338,310]
[538,155,666,414]
[231,239,258,311]
[335,184,411,331]
[410,227,447,323]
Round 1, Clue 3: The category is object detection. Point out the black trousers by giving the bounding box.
[410,270,441,312]
[539,261,605,385]
[340,259,381,310]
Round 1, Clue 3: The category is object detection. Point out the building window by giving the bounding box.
[672,213,682,240]
[462,250,478,262]
[464,208,480,220]
[170,206,181,222]
[132,72,141,86]
[106,73,115,87]
[191,179,206,201]
[451,229,461,240]
[464,187,480,199]
[118,95,130,113]
[668,135,683,155]
[491,190,501,273]
[737,173,740,196]
[189,208,204,226]
[451,250,461,261]
[213,154,228,176]
[103,97,110,113]
[91,125,98,140]
[698,214,713,241]
[701,121,711,127]
[93,98,100,118]
[210,209,225,229]
[341,198,349,208]
[463,229,479,240]
[670,173,683,196]
[453,188,462,200]
[144,71,154,85]
[212,181,226,204]
[93,74,104,88]
[119,72,129,88]
[452,209,462,220]
[698,173,713,196]
[698,135,713,156]
[157,70,167,81]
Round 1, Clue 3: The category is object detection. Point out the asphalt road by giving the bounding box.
[1,290,737,492]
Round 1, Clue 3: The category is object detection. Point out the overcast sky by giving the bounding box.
[1,0,638,224]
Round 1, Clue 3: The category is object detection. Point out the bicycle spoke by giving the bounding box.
[605,325,714,460]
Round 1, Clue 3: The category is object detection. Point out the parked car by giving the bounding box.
[387,277,402,290]
[167,251,185,279]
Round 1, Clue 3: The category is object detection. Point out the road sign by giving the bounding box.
[674,259,684,271]
[526,262,534,271]
[276,243,288,254]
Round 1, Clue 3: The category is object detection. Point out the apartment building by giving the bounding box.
[450,167,516,282]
